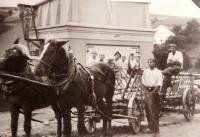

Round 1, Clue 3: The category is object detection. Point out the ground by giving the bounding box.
[0,105,200,137]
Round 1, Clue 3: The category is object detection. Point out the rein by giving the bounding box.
[46,57,78,93]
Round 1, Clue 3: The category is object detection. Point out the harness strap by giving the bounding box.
[53,63,77,95]
[77,62,97,105]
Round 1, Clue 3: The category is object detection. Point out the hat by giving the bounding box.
[169,43,177,48]
[135,52,141,57]
[129,53,134,56]
[114,51,121,57]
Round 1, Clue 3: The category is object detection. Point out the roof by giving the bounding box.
[154,25,175,45]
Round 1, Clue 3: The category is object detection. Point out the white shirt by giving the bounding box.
[167,51,183,67]
[142,68,163,87]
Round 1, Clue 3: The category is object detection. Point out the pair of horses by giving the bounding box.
[0,39,115,137]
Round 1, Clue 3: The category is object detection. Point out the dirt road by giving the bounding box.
[0,106,200,137]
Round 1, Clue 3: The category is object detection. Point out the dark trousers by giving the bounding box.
[144,89,160,134]
[161,65,181,95]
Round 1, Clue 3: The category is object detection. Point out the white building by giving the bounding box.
[154,25,174,45]
[21,0,154,67]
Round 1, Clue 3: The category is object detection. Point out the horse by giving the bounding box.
[0,39,62,137]
[34,39,115,137]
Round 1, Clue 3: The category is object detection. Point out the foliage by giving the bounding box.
[152,45,168,70]
[183,52,192,71]
[153,45,192,71]
[195,56,200,70]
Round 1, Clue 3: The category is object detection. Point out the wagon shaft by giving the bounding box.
[0,72,50,87]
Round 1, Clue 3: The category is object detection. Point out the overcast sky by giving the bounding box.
[1,0,200,18]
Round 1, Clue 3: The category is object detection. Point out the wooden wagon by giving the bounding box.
[81,71,198,134]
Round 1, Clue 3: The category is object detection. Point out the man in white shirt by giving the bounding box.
[161,43,183,98]
[142,58,162,137]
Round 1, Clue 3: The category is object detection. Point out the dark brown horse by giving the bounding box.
[35,39,115,137]
[0,39,62,137]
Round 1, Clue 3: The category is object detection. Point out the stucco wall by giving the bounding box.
[30,24,154,68]
[35,0,152,28]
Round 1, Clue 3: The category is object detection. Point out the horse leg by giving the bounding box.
[97,100,109,137]
[105,96,113,137]
[52,105,62,137]
[59,103,71,137]
[10,105,19,137]
[23,108,32,137]
[77,105,88,136]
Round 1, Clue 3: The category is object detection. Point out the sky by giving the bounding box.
[1,0,200,18]
[149,0,200,18]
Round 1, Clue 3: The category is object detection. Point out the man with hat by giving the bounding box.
[161,43,183,99]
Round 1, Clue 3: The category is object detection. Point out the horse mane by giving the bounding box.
[12,44,30,59]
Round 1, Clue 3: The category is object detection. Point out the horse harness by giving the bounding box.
[2,62,33,96]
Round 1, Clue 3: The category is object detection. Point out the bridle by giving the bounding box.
[39,49,58,76]
[38,47,77,92]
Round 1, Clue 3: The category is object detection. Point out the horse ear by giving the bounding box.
[62,40,72,53]
[58,40,69,46]
[13,38,20,44]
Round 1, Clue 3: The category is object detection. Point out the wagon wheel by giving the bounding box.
[84,106,97,134]
[128,93,142,134]
[182,89,195,121]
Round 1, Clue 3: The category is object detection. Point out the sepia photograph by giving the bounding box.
[0,0,200,137]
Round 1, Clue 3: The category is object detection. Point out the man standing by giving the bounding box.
[161,43,183,98]
[142,58,163,137]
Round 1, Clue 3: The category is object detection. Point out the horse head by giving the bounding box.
[34,39,72,79]
[1,38,30,73]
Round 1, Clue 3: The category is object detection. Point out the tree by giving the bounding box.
[183,52,192,71]
[195,56,200,71]
[152,45,168,70]
[153,45,192,71]
[183,19,199,35]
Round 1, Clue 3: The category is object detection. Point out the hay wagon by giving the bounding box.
[81,71,198,134]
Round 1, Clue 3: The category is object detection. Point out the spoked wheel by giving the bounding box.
[128,93,143,134]
[182,89,196,121]
[84,106,97,134]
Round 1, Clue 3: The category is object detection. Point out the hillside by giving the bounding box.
[151,14,200,28]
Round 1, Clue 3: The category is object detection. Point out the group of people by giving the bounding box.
[87,50,141,79]
[141,43,183,137]
[87,43,183,137]
[86,50,106,66]
[112,51,140,77]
